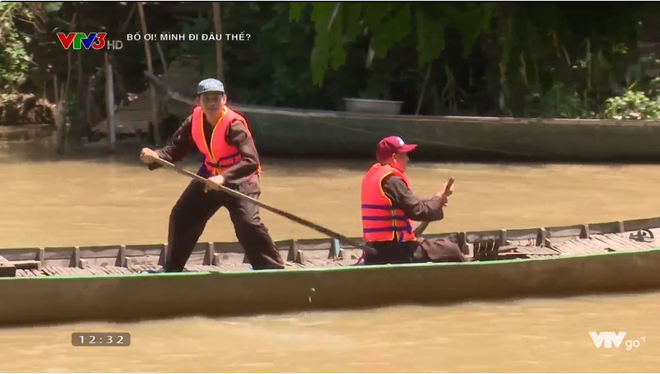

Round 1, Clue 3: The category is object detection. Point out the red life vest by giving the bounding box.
[360,163,416,243]
[189,105,259,177]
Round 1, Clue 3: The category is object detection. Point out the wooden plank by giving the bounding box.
[115,245,126,267]
[203,242,214,265]
[574,239,608,254]
[624,216,660,232]
[294,250,305,264]
[41,247,76,260]
[213,241,245,254]
[0,249,40,262]
[328,238,341,259]
[512,247,558,256]
[466,230,501,243]
[596,234,638,250]
[591,236,627,252]
[158,243,168,266]
[604,234,653,250]
[125,245,163,258]
[589,221,624,234]
[553,241,580,255]
[287,240,298,262]
[581,239,613,253]
[12,260,42,271]
[545,225,582,239]
[71,245,122,259]
[504,228,538,241]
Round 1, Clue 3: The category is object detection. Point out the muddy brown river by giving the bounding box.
[0,140,659,372]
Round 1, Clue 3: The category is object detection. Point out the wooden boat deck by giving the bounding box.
[2,216,660,278]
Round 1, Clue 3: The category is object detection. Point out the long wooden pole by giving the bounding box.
[104,52,116,152]
[137,2,160,146]
[152,158,375,255]
[212,2,225,81]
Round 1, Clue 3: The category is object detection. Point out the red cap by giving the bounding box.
[375,136,418,161]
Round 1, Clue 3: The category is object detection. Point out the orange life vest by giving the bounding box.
[360,163,416,243]
[190,105,259,177]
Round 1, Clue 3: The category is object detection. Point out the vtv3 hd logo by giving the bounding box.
[56,32,107,50]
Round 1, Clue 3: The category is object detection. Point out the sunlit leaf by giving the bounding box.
[43,2,63,13]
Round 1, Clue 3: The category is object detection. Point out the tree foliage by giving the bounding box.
[289,2,660,118]
[0,2,62,91]
[289,2,495,85]
[2,1,660,128]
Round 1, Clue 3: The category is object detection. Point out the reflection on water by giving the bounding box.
[1,139,659,372]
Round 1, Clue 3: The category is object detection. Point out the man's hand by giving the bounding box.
[440,180,454,197]
[140,148,159,164]
[205,175,225,191]
[435,179,454,207]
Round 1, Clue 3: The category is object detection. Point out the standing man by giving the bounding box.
[139,78,285,271]
[360,136,466,265]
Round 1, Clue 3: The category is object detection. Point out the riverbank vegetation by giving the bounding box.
[2,2,660,137]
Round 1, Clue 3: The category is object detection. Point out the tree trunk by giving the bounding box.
[75,50,87,140]
[156,42,168,71]
[56,12,76,154]
[109,55,128,106]
[212,2,225,81]
[138,1,160,146]
[104,52,116,152]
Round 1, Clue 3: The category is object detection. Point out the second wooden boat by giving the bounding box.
[234,104,660,163]
[139,70,660,163]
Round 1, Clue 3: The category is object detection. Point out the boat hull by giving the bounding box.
[2,249,660,327]
[2,215,660,326]
[235,105,660,162]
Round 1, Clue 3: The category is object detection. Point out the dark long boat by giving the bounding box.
[135,70,660,163]
[1,215,660,326]
[232,104,660,162]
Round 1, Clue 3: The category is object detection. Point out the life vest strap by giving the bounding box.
[362,215,408,221]
[361,204,395,210]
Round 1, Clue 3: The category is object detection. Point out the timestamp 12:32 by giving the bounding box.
[71,332,131,347]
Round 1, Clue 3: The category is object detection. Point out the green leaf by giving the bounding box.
[289,2,306,22]
[343,3,362,41]
[43,2,63,13]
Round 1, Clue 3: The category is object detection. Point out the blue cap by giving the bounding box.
[196,78,225,95]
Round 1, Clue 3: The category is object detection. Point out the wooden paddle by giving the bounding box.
[413,177,454,237]
[150,158,376,255]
